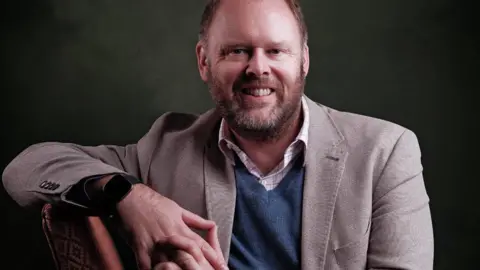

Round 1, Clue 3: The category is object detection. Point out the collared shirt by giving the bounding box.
[218,96,310,191]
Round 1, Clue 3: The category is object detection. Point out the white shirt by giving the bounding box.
[218,96,310,190]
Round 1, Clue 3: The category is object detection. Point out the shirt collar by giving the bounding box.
[218,95,310,163]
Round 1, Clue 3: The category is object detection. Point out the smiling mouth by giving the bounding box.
[241,88,273,97]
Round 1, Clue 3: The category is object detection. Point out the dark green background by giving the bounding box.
[1,0,478,269]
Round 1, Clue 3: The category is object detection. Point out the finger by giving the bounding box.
[174,251,203,270]
[151,250,170,265]
[134,248,151,270]
[159,253,169,262]
[183,227,226,269]
[207,225,223,258]
[181,210,216,230]
[152,262,182,270]
[207,225,229,269]
[166,234,204,262]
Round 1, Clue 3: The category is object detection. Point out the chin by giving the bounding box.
[245,106,275,118]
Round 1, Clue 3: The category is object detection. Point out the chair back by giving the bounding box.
[41,203,123,270]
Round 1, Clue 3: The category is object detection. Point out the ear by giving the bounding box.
[196,41,209,82]
[302,43,310,77]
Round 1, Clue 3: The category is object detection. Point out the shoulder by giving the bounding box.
[137,108,220,149]
[134,109,220,168]
[313,103,424,198]
[309,102,422,182]
[317,103,418,152]
[150,111,203,132]
[147,108,219,135]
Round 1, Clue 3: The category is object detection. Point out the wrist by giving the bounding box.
[103,174,141,203]
[86,174,142,214]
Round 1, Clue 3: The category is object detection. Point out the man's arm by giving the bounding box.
[368,129,434,270]
[1,117,229,270]
[2,142,140,209]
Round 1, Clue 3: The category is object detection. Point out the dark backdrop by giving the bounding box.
[1,0,478,269]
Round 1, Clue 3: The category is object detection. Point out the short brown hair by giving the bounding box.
[199,0,308,45]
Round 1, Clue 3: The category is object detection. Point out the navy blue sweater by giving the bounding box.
[228,156,305,270]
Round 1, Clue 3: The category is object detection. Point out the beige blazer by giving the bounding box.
[2,95,433,269]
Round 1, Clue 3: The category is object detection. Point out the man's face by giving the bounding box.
[197,0,309,139]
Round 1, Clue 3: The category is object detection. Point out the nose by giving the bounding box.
[246,50,271,77]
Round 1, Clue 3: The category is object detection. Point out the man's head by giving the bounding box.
[196,0,310,141]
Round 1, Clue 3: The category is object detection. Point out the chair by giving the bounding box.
[41,203,123,270]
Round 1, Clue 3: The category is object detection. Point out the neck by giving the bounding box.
[229,107,303,175]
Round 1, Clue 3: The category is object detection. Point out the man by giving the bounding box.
[2,0,434,269]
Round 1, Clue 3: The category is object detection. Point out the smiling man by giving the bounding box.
[2,0,433,269]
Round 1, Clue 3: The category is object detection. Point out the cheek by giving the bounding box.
[213,62,245,82]
[271,57,303,83]
[272,66,301,89]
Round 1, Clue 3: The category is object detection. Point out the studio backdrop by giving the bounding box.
[1,0,477,269]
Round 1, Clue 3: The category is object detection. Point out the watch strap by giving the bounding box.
[91,174,142,216]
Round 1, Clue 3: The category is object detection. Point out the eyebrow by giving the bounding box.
[219,41,291,50]
[219,43,249,50]
[268,41,290,48]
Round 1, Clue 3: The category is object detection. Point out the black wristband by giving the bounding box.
[92,174,142,215]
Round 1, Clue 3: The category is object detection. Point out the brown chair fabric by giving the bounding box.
[41,204,123,270]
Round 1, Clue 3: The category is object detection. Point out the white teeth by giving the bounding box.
[244,88,272,97]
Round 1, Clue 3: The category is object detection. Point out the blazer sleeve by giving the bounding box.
[368,129,434,270]
[2,142,142,209]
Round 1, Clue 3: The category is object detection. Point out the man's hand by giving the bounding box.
[153,249,219,270]
[151,224,225,270]
[114,184,227,270]
[153,262,182,270]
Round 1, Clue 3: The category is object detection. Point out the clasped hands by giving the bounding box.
[115,184,229,270]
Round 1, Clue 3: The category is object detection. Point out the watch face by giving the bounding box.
[103,175,133,202]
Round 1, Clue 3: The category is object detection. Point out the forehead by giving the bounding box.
[208,0,301,48]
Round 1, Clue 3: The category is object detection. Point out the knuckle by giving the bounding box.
[164,234,180,247]
[197,239,214,256]
[186,239,202,254]
[153,234,168,245]
[134,239,150,252]
[131,231,152,248]
[197,239,209,250]
[176,252,195,267]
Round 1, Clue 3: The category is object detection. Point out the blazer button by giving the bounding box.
[40,181,47,189]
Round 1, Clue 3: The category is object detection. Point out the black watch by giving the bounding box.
[101,174,142,213]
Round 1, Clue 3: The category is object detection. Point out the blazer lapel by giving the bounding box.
[301,96,348,270]
[203,118,237,259]
[199,96,348,266]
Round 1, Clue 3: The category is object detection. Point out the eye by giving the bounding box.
[269,49,281,55]
[231,48,247,55]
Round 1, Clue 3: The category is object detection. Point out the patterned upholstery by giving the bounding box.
[41,204,123,270]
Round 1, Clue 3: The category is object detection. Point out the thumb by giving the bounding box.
[181,210,216,230]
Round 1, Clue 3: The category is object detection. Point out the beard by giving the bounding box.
[207,62,306,142]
